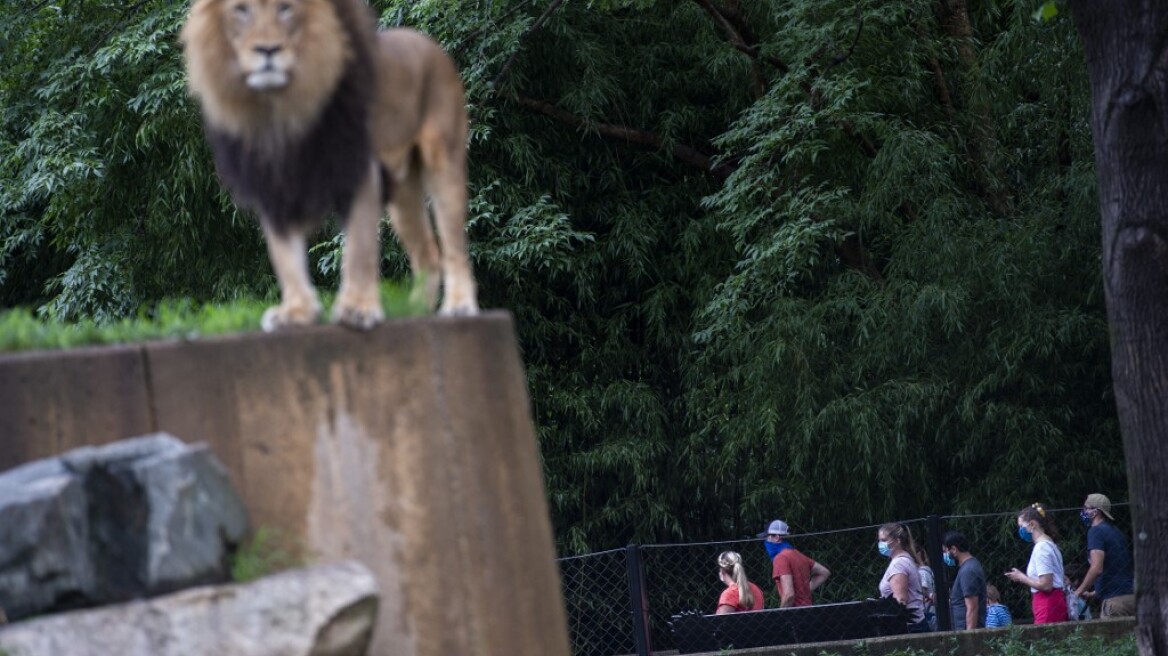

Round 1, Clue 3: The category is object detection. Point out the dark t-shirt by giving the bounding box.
[1088,522,1134,599]
[949,556,987,629]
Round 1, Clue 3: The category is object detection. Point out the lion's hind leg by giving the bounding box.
[386,156,443,311]
[419,126,478,316]
[332,161,386,330]
[260,220,323,332]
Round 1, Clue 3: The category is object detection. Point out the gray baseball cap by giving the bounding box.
[757,519,790,538]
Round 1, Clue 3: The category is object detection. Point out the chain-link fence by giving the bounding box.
[557,504,1131,655]
[558,548,637,656]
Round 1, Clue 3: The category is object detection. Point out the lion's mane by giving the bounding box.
[182,0,380,233]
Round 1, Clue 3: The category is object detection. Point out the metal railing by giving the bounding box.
[556,504,1131,655]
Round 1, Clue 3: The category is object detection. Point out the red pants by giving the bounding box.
[1032,589,1068,624]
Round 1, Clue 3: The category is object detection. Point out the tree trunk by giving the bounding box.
[937,0,1011,215]
[1071,3,1168,654]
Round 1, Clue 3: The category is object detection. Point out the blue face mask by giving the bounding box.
[1080,510,1094,527]
[877,541,892,557]
[1018,526,1033,543]
[943,552,956,567]
[765,540,791,560]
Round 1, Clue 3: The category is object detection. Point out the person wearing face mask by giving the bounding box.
[940,530,986,630]
[758,519,831,607]
[912,544,937,631]
[876,523,930,633]
[715,551,765,614]
[1072,493,1134,617]
[1005,502,1068,624]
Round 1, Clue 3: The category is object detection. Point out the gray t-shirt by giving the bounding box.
[949,556,987,629]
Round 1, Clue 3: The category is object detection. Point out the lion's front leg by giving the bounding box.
[260,220,322,332]
[332,161,385,330]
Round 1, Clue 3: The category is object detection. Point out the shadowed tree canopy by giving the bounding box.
[0,0,1125,554]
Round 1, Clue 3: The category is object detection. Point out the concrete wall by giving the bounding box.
[0,312,569,656]
[693,616,1136,656]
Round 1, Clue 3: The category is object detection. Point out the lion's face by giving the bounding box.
[222,0,301,91]
[182,0,350,138]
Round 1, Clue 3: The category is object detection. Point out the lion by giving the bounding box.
[180,0,478,331]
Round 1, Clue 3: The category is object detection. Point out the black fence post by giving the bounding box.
[627,543,653,656]
[925,514,952,631]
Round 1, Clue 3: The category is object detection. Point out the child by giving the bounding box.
[914,544,937,631]
[986,584,1013,628]
[1064,563,1093,621]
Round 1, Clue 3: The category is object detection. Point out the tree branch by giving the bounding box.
[512,94,735,180]
[22,0,55,16]
[825,13,864,71]
[937,0,1013,216]
[690,0,790,74]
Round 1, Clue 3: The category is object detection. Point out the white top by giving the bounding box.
[1026,539,1065,593]
[879,554,924,622]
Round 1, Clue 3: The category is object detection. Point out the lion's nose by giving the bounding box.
[253,44,282,57]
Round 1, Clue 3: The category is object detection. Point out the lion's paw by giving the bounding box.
[438,300,480,317]
[438,283,479,317]
[261,301,322,332]
[332,300,385,331]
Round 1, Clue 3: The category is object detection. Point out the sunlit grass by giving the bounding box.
[0,280,426,353]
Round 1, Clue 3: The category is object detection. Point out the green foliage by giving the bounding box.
[0,0,271,318]
[230,527,302,583]
[816,631,1136,656]
[1034,2,1060,23]
[0,0,1124,556]
[0,281,421,352]
[988,631,1137,656]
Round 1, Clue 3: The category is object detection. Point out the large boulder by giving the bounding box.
[0,561,380,656]
[0,433,248,619]
[0,461,93,619]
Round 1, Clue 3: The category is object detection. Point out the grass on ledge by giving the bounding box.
[230,526,303,583]
[0,280,427,353]
[818,629,1136,656]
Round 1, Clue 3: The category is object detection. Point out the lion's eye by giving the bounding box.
[232,3,251,20]
[276,2,294,20]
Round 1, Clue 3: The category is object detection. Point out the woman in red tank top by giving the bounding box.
[716,551,765,613]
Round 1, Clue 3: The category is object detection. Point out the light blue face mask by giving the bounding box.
[877,541,892,557]
[1018,526,1034,543]
[943,552,956,567]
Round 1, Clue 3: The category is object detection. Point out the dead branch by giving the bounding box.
[512,94,735,180]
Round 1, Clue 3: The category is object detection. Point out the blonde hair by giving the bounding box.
[718,551,755,609]
[986,583,1002,603]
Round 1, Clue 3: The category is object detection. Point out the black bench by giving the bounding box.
[669,597,911,654]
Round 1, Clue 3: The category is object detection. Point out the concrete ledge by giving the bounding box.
[0,311,569,656]
[694,617,1135,656]
[0,344,153,465]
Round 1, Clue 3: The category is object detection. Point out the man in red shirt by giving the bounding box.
[759,519,831,607]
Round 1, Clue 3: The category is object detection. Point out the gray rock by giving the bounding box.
[0,473,93,619]
[0,433,249,619]
[120,436,249,595]
[0,561,380,656]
